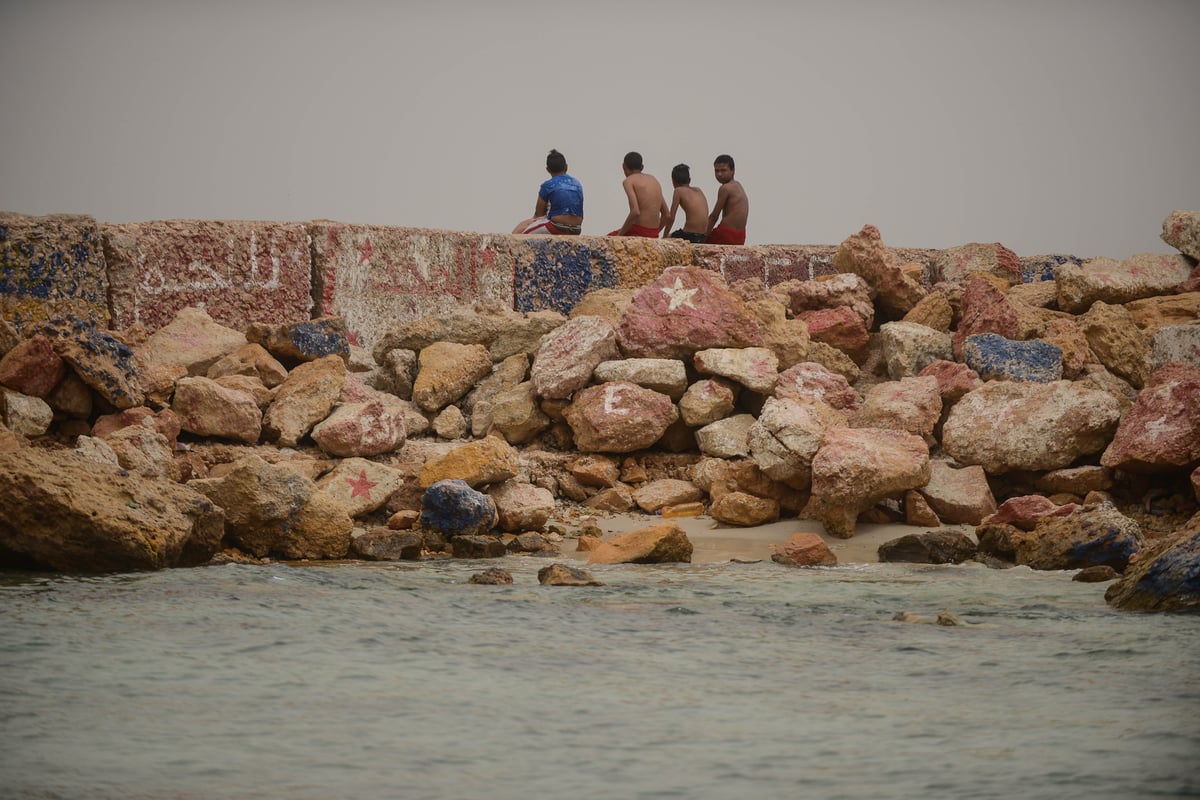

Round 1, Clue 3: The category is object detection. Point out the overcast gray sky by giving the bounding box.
[2,0,1197,259]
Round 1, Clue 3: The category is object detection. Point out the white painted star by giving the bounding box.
[660,277,698,312]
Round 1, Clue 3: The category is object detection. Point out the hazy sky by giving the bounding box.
[2,1,1198,258]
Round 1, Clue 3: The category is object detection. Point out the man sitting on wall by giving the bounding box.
[513,149,584,235]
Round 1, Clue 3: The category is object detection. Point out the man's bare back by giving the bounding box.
[620,171,668,233]
[670,185,709,234]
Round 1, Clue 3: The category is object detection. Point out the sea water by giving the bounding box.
[2,558,1198,800]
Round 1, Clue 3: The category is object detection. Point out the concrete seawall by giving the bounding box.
[3,211,1035,351]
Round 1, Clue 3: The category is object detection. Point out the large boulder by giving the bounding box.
[806,427,931,538]
[310,399,407,457]
[419,479,498,538]
[411,341,493,412]
[1056,253,1196,313]
[1101,363,1200,473]
[942,381,1121,473]
[693,347,779,394]
[0,448,222,572]
[1011,503,1144,571]
[961,334,1063,383]
[587,522,693,564]
[141,306,247,375]
[918,461,996,525]
[934,242,1020,285]
[41,315,145,409]
[563,381,678,453]
[1105,527,1200,612]
[261,354,347,446]
[774,361,861,417]
[418,434,520,489]
[318,458,407,517]
[749,396,848,490]
[878,321,952,379]
[530,315,619,399]
[1078,301,1152,389]
[832,224,925,315]
[850,376,942,441]
[172,376,263,443]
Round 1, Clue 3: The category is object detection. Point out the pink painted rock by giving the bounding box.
[918,360,982,403]
[1161,210,1200,260]
[262,355,347,446]
[0,335,65,398]
[563,382,679,453]
[693,347,779,394]
[412,342,493,412]
[311,399,407,457]
[616,266,763,358]
[797,306,870,364]
[850,376,942,441]
[918,461,996,525]
[587,522,693,564]
[953,278,1020,359]
[318,457,406,517]
[92,406,182,443]
[1056,253,1196,313]
[140,307,248,375]
[488,480,555,532]
[807,427,931,538]
[679,378,738,427]
[710,491,780,527]
[530,315,619,400]
[943,381,1121,473]
[749,396,848,490]
[1101,363,1200,472]
[832,224,926,316]
[172,376,262,444]
[773,272,875,328]
[981,495,1079,531]
[934,242,1020,285]
[774,361,862,417]
[771,532,838,566]
[1078,301,1152,389]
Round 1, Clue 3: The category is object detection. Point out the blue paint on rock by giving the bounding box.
[288,319,349,359]
[963,333,1063,383]
[515,239,618,314]
[1021,254,1081,283]
[420,479,497,537]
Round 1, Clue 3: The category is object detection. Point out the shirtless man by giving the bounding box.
[661,163,709,243]
[706,154,749,245]
[513,148,584,235]
[608,151,669,238]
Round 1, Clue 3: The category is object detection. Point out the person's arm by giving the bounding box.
[662,190,681,237]
[618,179,640,236]
[657,193,671,236]
[534,196,549,217]
[707,185,729,235]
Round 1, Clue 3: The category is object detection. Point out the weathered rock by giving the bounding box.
[1161,210,1200,260]
[1150,325,1200,371]
[1101,363,1200,472]
[469,566,514,584]
[205,342,289,388]
[319,458,406,517]
[430,403,467,440]
[349,527,423,560]
[1033,465,1114,496]
[213,374,274,409]
[616,266,763,359]
[902,290,954,333]
[962,333,1063,383]
[188,455,352,560]
[919,361,982,405]
[172,376,262,443]
[587,522,693,564]
[804,340,860,384]
[981,495,1078,531]
[696,413,756,458]
[1031,317,1090,379]
[41,316,144,409]
[506,531,554,553]
[918,461,996,525]
[878,321,952,379]
[311,400,407,457]
[74,435,120,468]
[905,490,941,526]
[411,342,493,412]
[1077,363,1138,415]
[105,418,179,480]
[693,347,779,394]
[850,376,942,441]
[92,406,181,441]
[1012,503,1144,571]
[489,480,555,532]
[953,279,1020,360]
[710,491,780,526]
[0,448,222,571]
[378,348,417,400]
[530,315,619,400]
[632,478,705,513]
[0,389,52,437]
[747,397,847,490]
[1125,293,1200,332]
[538,563,604,586]
[141,306,248,375]
[489,381,551,444]
[770,532,838,566]
[45,370,93,418]
[678,378,738,427]
[807,427,931,538]
[774,361,861,417]
[593,358,688,400]
[774,272,874,327]
[419,434,520,489]
[1078,301,1151,388]
[246,316,350,363]
[584,484,635,512]
[797,306,870,365]
[0,334,65,398]
[262,354,347,446]
[1074,565,1120,583]
[942,381,1121,473]
[568,454,621,487]
[741,292,812,371]
[1056,253,1195,313]
[878,529,978,564]
[420,479,498,538]
[1105,527,1200,612]
[563,382,678,453]
[451,534,507,558]
[832,224,925,315]
[934,242,1020,285]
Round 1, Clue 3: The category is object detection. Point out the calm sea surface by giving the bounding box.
[2,557,1198,800]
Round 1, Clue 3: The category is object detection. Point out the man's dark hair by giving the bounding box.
[546,149,567,174]
[623,151,643,171]
[714,154,735,170]
[671,164,691,185]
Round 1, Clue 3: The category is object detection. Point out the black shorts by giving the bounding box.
[670,229,707,243]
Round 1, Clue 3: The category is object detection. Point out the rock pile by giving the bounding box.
[1,214,1198,611]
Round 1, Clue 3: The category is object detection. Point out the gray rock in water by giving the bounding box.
[877,529,978,564]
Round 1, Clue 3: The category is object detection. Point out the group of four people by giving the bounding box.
[512,149,748,245]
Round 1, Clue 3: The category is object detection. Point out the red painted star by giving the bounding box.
[357,237,375,265]
[347,329,363,347]
[346,469,378,499]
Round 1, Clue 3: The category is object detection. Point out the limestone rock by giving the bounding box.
[587,522,693,564]
[538,563,605,586]
[1150,325,1200,371]
[1056,253,1195,313]
[962,334,1063,383]
[420,479,498,538]
[105,418,179,480]
[262,354,347,446]
[879,321,952,379]
[902,290,954,333]
[563,382,678,453]
[981,495,1079,531]
[1105,527,1200,612]
[350,527,423,560]
[878,529,978,564]
[1079,301,1151,388]
[412,342,493,412]
[41,315,144,409]
[679,378,738,427]
[489,480,555,532]
[1101,363,1200,472]
[172,376,262,444]
[850,376,942,441]
[419,434,520,489]
[311,399,407,457]
[918,360,982,404]
[710,491,780,526]
[770,532,838,566]
[1161,210,1200,260]
[1012,503,1144,571]
[774,361,861,417]
[832,224,925,315]
[593,358,688,400]
[632,478,704,513]
[797,306,870,365]
[0,389,52,437]
[246,316,350,363]
[0,448,222,571]
[918,461,996,525]
[141,306,247,375]
[953,278,1020,360]
[0,334,65,398]
[205,342,289,387]
[748,396,847,490]
[696,413,756,458]
[530,315,619,399]
[934,242,1020,285]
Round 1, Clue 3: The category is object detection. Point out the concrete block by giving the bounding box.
[104,219,311,333]
[0,212,108,334]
